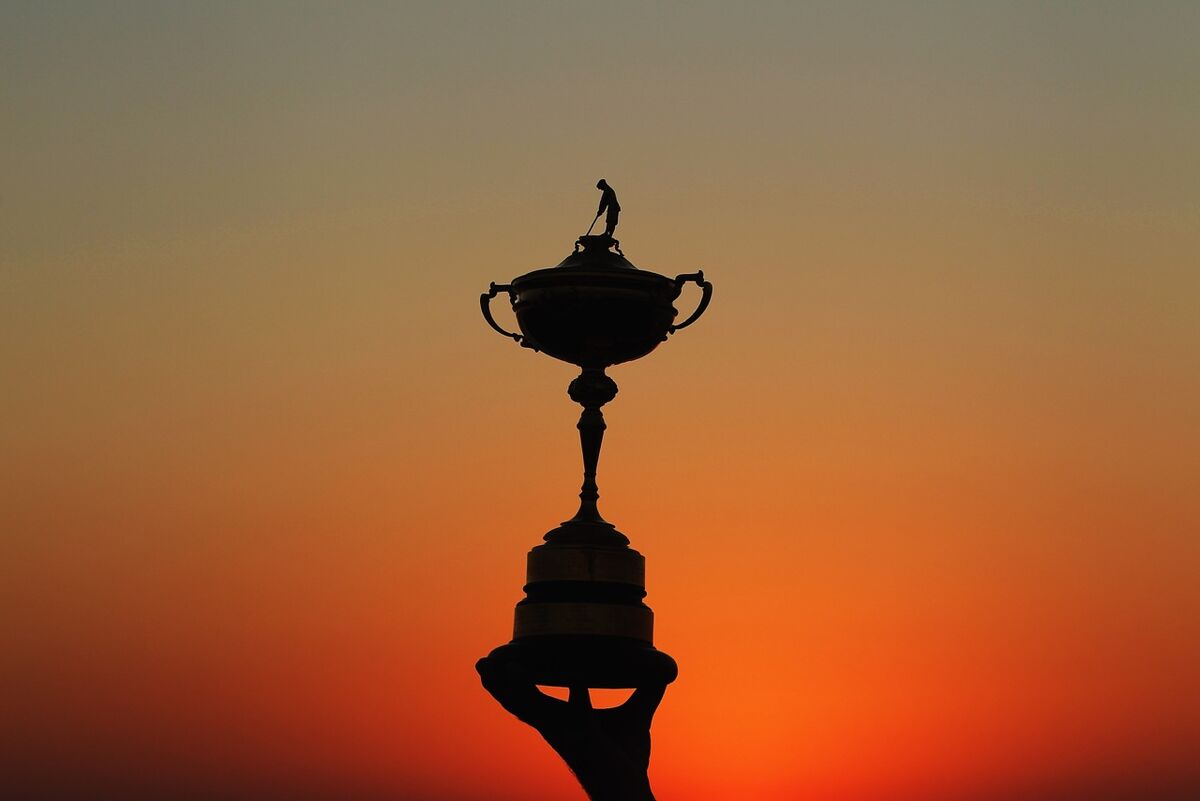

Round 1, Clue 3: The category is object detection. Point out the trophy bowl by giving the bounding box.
[482,235,711,369]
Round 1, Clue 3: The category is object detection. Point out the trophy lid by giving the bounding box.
[551,235,638,271]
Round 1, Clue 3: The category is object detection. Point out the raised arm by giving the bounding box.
[477,654,670,801]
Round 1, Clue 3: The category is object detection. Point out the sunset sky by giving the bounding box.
[3,3,1198,799]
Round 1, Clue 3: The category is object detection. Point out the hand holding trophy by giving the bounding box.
[477,184,713,800]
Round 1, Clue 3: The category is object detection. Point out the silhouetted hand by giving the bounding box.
[476,655,670,801]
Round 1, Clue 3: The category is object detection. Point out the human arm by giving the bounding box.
[476,655,669,801]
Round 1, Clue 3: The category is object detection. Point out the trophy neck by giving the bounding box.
[547,368,626,544]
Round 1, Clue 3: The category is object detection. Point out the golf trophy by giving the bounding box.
[479,188,713,688]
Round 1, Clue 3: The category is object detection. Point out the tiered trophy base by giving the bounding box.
[486,636,678,689]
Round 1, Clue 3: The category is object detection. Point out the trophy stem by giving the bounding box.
[574,405,605,521]
[567,368,618,525]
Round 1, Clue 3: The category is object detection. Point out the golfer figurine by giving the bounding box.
[592,179,620,238]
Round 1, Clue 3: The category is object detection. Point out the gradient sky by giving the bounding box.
[3,3,1198,799]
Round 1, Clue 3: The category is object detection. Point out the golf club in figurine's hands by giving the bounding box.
[477,182,712,798]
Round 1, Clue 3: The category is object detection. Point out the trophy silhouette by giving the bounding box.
[480,218,712,689]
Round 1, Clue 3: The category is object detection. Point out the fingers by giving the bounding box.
[476,656,533,701]
[625,681,668,722]
[476,656,555,725]
[568,684,592,711]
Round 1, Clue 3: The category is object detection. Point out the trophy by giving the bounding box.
[479,190,712,689]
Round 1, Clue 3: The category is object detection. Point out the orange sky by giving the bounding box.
[3,3,1199,799]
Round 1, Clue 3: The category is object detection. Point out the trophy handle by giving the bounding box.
[480,282,523,343]
[668,271,713,334]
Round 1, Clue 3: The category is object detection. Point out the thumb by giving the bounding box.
[625,681,668,723]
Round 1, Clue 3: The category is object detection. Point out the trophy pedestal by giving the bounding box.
[489,537,677,689]
[486,637,677,689]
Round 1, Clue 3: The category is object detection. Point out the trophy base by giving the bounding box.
[486,636,678,689]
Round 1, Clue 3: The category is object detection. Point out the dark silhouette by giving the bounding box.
[476,655,670,801]
[594,179,620,237]
[477,202,714,801]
